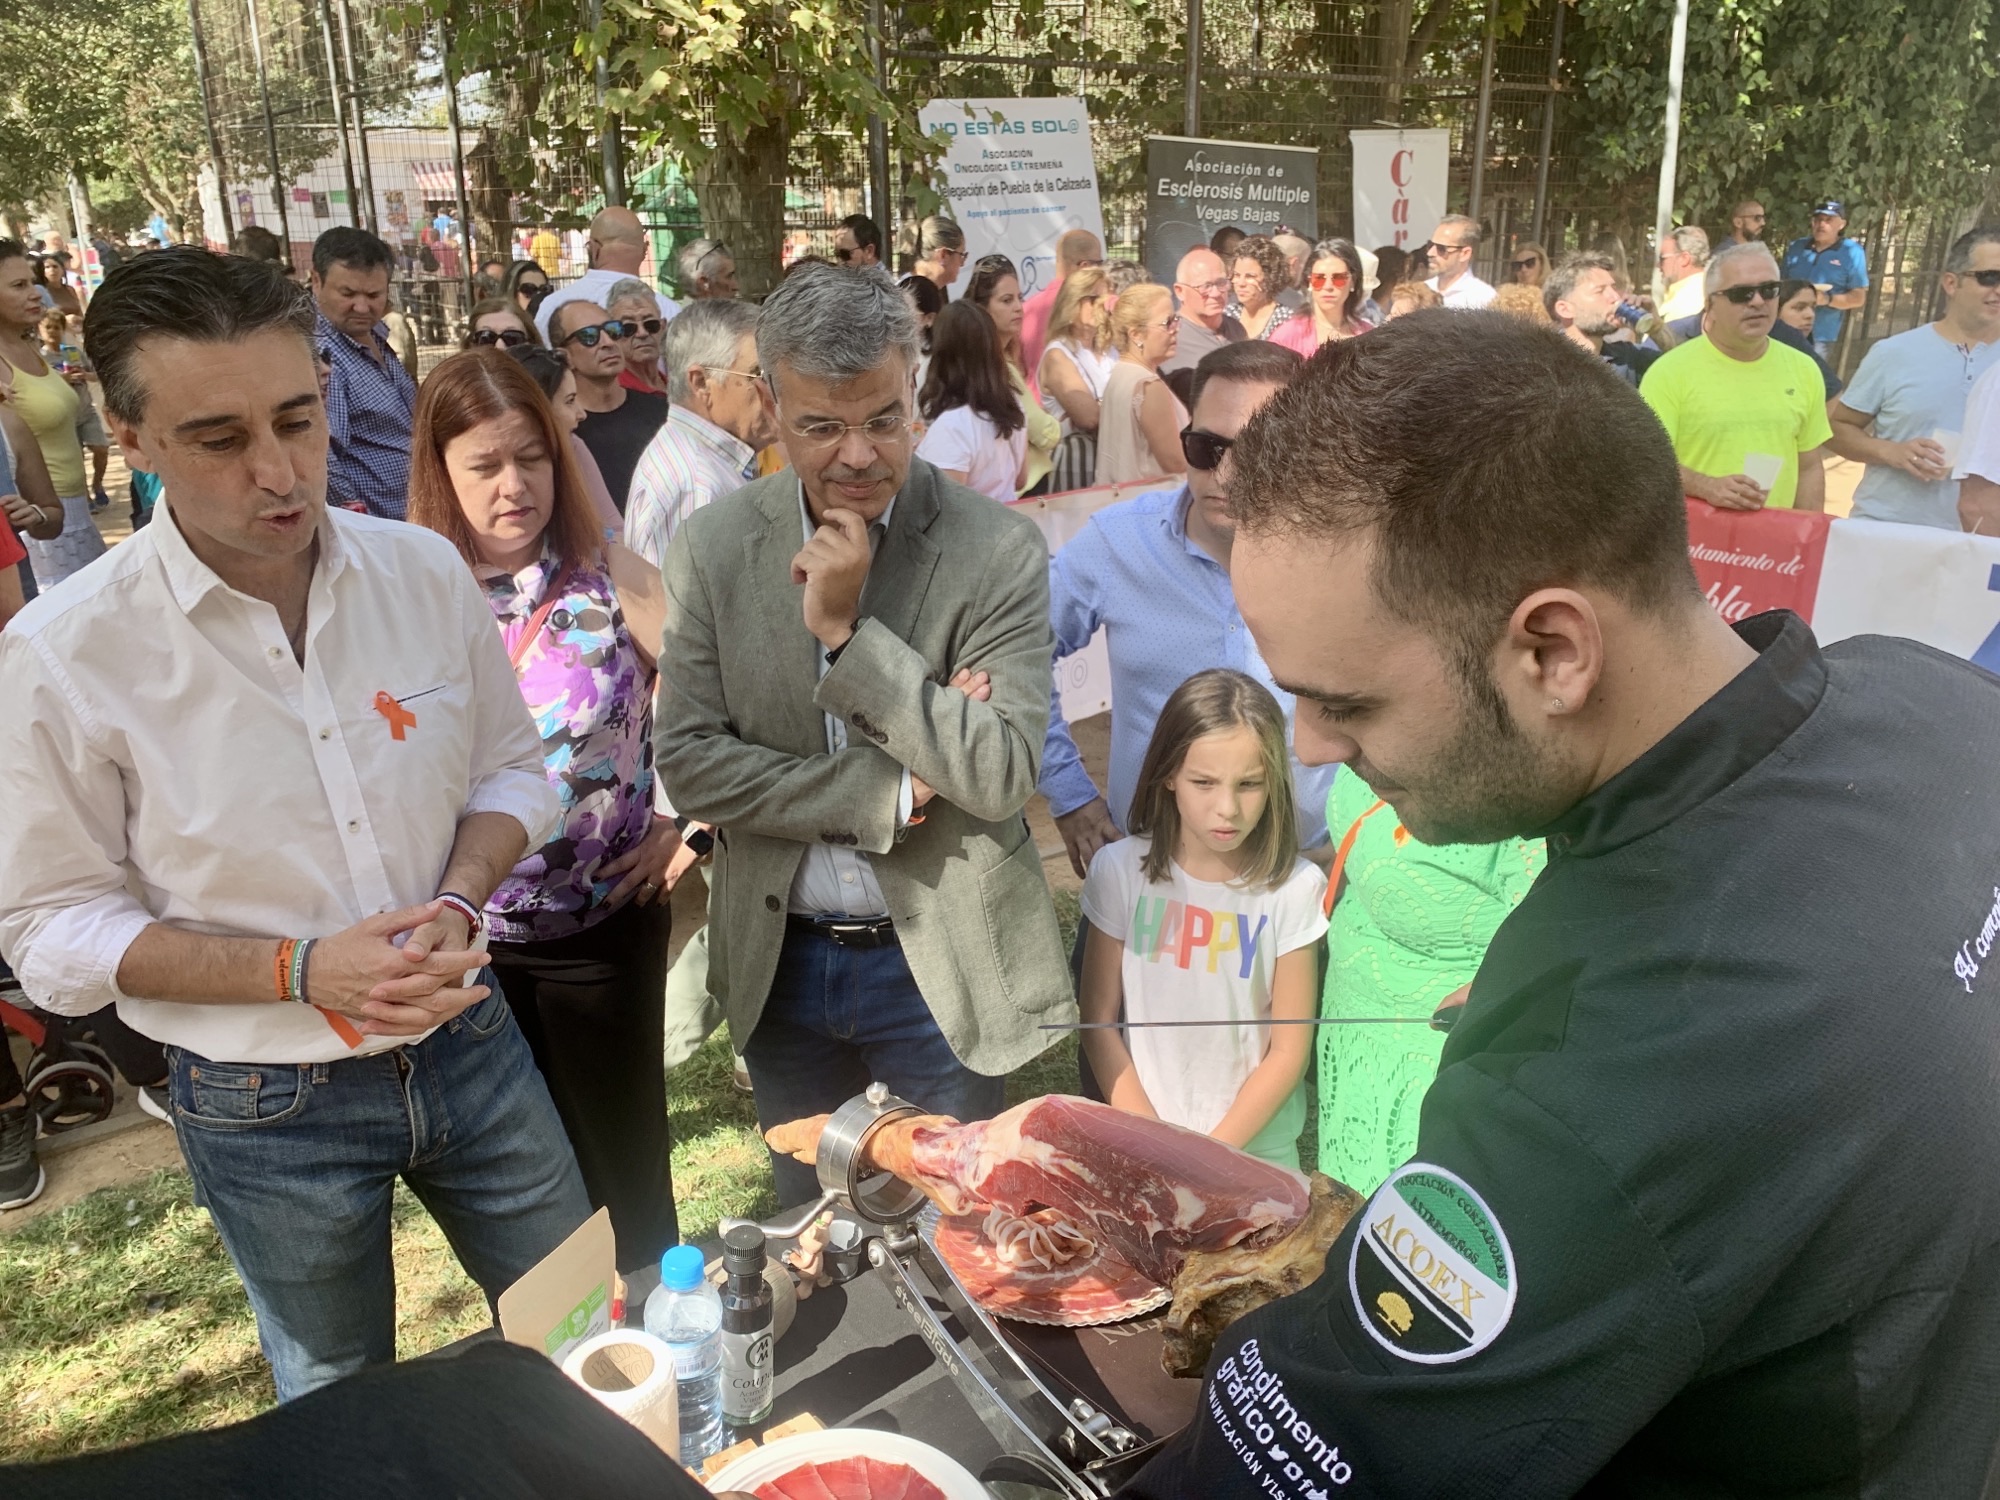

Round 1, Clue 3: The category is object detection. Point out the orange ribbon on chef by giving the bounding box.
[374,691,417,741]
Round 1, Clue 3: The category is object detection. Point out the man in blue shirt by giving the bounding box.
[1781,199,1869,358]
[1828,226,2000,529]
[311,227,417,519]
[1042,341,1335,881]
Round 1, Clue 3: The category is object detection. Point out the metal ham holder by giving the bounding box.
[723,1084,1197,1498]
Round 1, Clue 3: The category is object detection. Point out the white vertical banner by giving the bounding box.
[1350,128,1450,252]
[918,97,1106,299]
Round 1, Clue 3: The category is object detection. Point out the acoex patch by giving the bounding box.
[1348,1162,1516,1364]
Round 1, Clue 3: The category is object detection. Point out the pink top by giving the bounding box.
[1020,278,1064,396]
[1269,316,1367,357]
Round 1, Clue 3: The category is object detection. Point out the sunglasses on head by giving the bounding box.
[975,253,1018,275]
[1309,271,1352,291]
[1717,281,1782,306]
[472,327,529,347]
[561,319,632,347]
[1180,425,1233,472]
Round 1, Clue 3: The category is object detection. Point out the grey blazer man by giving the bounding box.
[656,460,1075,1077]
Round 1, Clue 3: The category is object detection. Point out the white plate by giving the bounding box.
[705,1427,991,1498]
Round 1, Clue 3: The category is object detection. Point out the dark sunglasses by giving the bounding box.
[561,319,632,348]
[1965,269,2000,288]
[1717,280,1783,306]
[471,327,529,347]
[1510,256,1541,269]
[835,245,855,262]
[627,316,664,335]
[519,282,550,305]
[1180,425,1233,472]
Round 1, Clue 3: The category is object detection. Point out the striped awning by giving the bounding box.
[409,161,459,199]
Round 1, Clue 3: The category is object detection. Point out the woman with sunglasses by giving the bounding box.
[406,349,677,1274]
[462,297,539,350]
[1508,242,1550,289]
[909,215,967,299]
[1229,236,1298,342]
[1095,283,1188,487]
[606,277,669,396]
[915,302,1027,504]
[965,254,1060,495]
[503,259,552,319]
[505,345,624,541]
[1271,239,1370,356]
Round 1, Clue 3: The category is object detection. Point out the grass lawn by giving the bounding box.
[0,892,1089,1464]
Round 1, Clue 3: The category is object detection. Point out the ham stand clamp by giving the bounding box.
[736,1086,1161,1499]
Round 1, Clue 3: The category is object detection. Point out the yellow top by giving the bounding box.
[7,359,86,496]
[1011,365,1058,495]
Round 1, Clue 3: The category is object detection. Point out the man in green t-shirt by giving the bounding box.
[1641,242,1832,511]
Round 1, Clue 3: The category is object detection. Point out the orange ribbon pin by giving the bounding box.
[373,691,417,741]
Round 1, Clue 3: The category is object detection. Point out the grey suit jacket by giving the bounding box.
[655,461,1075,1076]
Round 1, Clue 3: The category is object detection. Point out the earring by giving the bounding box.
[1550,698,1565,712]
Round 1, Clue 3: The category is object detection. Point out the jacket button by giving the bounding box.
[764,894,781,912]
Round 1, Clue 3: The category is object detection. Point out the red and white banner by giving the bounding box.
[1684,500,1830,624]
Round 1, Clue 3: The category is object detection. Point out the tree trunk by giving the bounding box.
[1374,0,1417,116]
[691,114,789,299]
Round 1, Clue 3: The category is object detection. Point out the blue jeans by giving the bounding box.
[167,986,591,1401]
[744,927,1005,1206]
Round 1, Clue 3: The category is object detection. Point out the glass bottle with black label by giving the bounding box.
[719,1223,774,1428]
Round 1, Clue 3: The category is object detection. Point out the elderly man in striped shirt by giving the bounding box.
[624,299,775,569]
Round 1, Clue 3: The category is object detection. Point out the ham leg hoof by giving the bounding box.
[766,1115,833,1165]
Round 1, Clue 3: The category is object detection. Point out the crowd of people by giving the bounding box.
[3,187,2000,1496]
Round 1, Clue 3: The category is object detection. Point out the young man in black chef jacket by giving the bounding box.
[1122,310,2000,1496]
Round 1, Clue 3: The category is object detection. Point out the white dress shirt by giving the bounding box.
[1427,271,1498,309]
[788,486,913,918]
[534,267,682,343]
[0,505,557,1063]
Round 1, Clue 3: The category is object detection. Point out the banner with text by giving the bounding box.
[920,97,1106,300]
[1144,135,1318,285]
[1350,129,1450,253]
[1684,500,1831,624]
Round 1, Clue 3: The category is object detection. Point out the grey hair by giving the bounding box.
[603,276,656,311]
[663,297,761,403]
[1705,240,1779,294]
[756,263,918,394]
[1436,213,1482,247]
[1667,225,1710,265]
[1945,225,2000,276]
[677,237,730,290]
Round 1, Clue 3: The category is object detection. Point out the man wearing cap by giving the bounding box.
[1782,200,1869,358]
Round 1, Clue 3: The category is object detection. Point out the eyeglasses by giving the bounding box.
[471,327,530,347]
[560,319,632,348]
[626,316,664,336]
[1308,271,1352,291]
[1716,281,1783,305]
[1964,269,2000,288]
[698,364,767,385]
[1184,277,1230,296]
[1180,425,1233,472]
[783,411,912,449]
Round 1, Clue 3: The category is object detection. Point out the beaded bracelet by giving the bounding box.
[289,936,317,1006]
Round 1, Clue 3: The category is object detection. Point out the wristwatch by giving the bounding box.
[672,816,716,858]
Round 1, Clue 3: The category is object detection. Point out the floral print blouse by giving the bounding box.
[481,552,653,943]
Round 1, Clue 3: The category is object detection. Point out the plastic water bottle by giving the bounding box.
[643,1244,724,1466]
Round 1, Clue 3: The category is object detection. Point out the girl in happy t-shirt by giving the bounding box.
[1080,669,1328,1168]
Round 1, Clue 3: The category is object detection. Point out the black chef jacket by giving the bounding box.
[1123,613,2000,1498]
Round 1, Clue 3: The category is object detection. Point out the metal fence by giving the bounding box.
[184,0,1970,370]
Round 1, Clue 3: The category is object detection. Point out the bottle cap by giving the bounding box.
[721,1223,767,1276]
[660,1243,706,1291]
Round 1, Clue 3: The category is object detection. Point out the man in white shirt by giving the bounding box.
[625,298,772,568]
[534,206,681,343]
[0,248,589,1400]
[1422,214,1498,309]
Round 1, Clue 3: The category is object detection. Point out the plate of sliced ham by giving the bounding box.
[705,1428,989,1500]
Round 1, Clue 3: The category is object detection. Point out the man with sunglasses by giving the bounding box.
[1781,199,1869,358]
[1714,199,1767,252]
[549,300,667,512]
[1420,214,1496,309]
[533,206,680,344]
[1642,243,1831,513]
[1162,246,1246,376]
[607,277,670,395]
[1042,341,1333,891]
[833,213,882,269]
[655,265,1071,1206]
[1827,227,2000,530]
